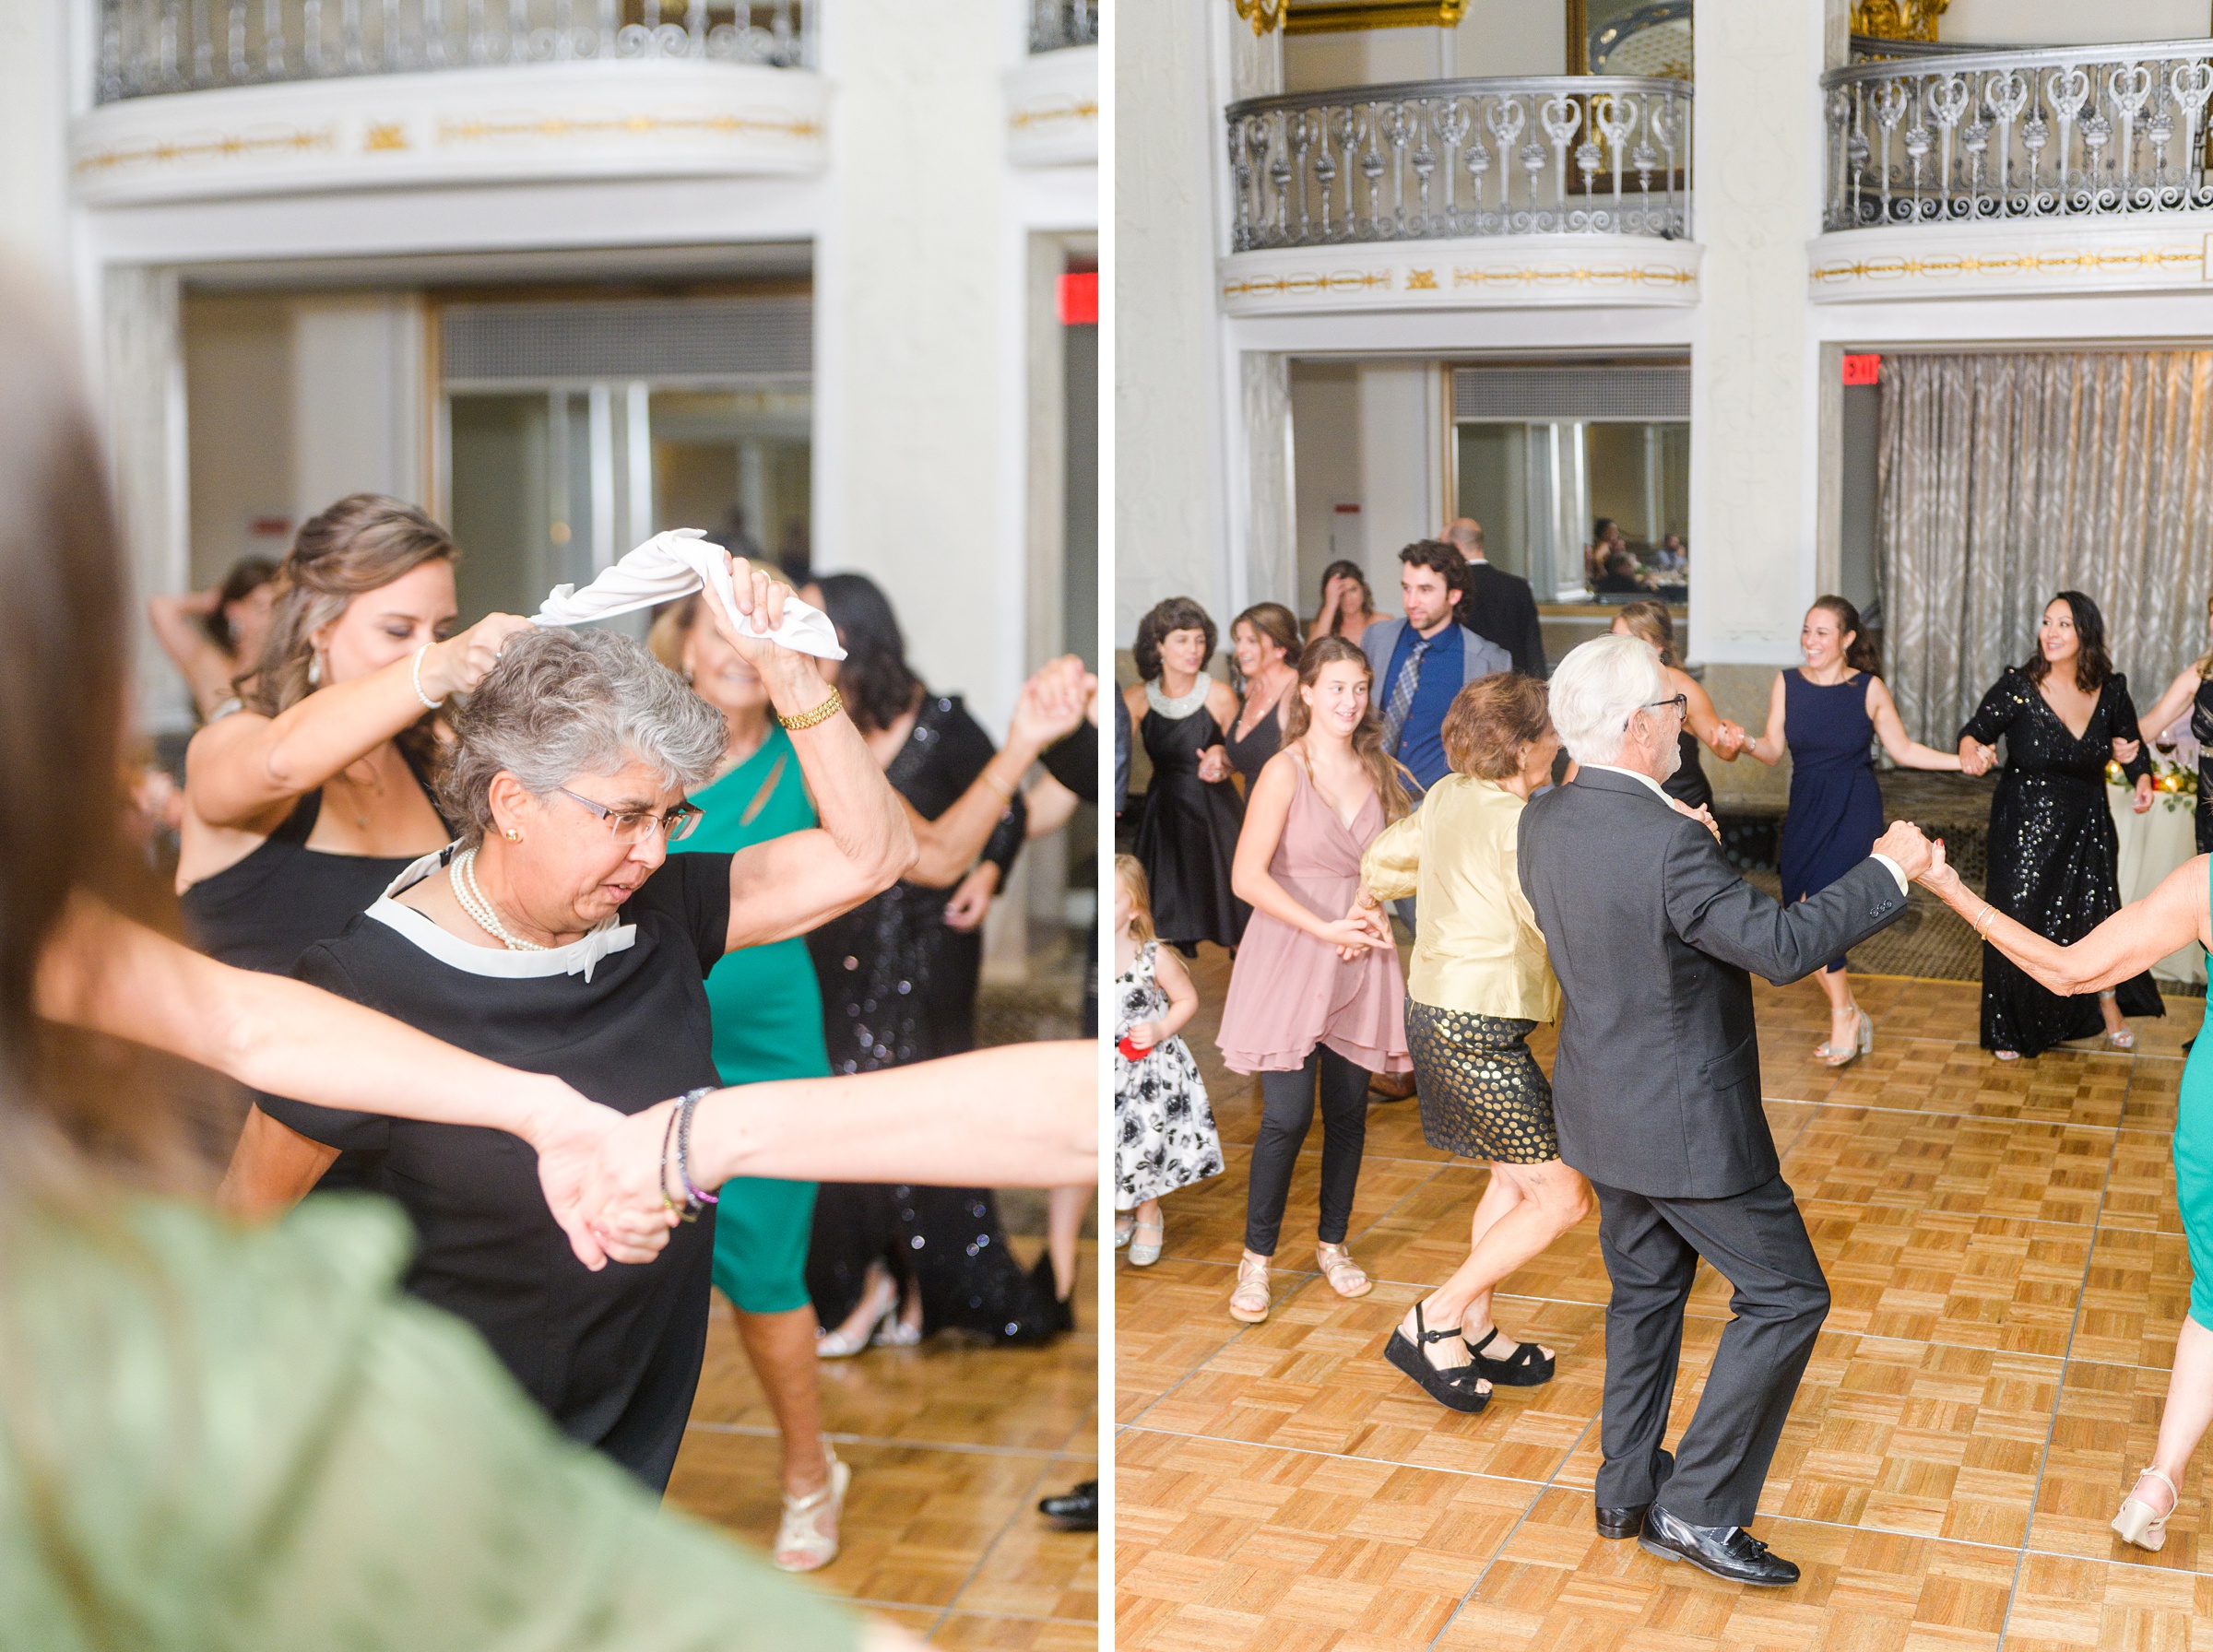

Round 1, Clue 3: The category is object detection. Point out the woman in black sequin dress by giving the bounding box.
[1957,591,2161,1059]
[798,575,1068,1350]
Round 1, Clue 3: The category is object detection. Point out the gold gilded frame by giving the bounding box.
[1282,0,1468,35]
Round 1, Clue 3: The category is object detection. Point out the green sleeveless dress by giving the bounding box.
[669,725,832,1316]
[2177,856,2213,1329]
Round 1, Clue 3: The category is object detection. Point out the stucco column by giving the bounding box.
[1116,0,1238,641]
[1685,0,1840,668]
[104,264,194,735]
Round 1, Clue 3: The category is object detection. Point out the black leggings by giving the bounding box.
[1243,1045,1369,1256]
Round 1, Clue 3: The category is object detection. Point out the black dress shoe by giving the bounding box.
[1638,1504,1800,1586]
[1594,1447,1672,1539]
[1037,1480,1097,1529]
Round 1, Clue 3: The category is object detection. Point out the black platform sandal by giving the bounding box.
[1467,1326,1555,1386]
[1384,1304,1491,1413]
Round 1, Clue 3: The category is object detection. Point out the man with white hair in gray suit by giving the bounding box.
[1518,633,1932,1587]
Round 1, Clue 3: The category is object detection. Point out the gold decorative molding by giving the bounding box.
[363,122,408,151]
[1810,244,2203,284]
[436,110,820,146]
[1222,268,1393,299]
[1284,0,1468,32]
[1008,98,1099,132]
[1451,261,1697,289]
[76,124,336,174]
[1234,0,1287,34]
[1849,0,1948,41]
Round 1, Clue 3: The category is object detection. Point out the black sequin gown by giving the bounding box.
[1959,667,2163,1056]
[803,695,1064,1344]
[2192,676,2213,856]
[1135,701,1248,949]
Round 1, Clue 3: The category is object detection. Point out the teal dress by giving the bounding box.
[2180,856,2213,1330]
[669,725,831,1316]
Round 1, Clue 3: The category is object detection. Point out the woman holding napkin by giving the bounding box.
[221,557,917,1493]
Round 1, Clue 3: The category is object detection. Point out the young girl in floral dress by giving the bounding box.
[1113,855,1221,1267]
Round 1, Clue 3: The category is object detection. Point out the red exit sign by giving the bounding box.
[1057,272,1096,325]
[1842,353,1881,385]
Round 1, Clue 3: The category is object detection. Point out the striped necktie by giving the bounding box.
[1380,635,1431,757]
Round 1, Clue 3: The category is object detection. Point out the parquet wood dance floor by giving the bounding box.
[1117,946,2209,1652]
[669,1240,1098,1649]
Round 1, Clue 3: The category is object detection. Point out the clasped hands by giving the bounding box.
[1331,891,1397,962]
[523,1090,734,1271]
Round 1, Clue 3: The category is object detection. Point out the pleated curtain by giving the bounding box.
[1876,351,2213,746]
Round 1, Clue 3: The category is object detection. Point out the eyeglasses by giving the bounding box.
[555,786,704,844]
[1624,693,1688,729]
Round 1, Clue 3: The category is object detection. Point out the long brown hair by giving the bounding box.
[2197,592,2213,680]
[1615,598,1681,670]
[245,495,456,719]
[1230,602,1300,690]
[1808,595,1880,676]
[2021,589,2112,694]
[0,278,194,1186]
[1278,636,1412,822]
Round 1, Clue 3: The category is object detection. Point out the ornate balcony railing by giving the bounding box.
[1822,39,2213,230]
[1029,0,1095,53]
[1226,76,1692,252]
[95,0,811,103]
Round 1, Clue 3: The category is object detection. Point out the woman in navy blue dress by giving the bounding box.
[1743,596,1966,1066]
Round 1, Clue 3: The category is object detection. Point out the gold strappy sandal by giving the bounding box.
[1315,1242,1373,1299]
[773,1445,850,1573]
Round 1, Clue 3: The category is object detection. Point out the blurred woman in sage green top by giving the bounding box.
[0,277,894,1651]
[1357,673,1590,1414]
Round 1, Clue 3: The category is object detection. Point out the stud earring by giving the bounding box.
[503,828,522,843]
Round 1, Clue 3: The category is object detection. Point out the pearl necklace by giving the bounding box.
[449,846,550,952]
[1146,678,1210,720]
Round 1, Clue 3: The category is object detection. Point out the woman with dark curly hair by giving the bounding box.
[1123,596,1248,952]
[1955,590,2162,1059]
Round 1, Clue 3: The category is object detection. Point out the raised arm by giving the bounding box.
[1740,672,1788,766]
[1866,675,1964,771]
[1922,842,2206,996]
[2134,664,2201,757]
[718,565,915,949]
[1308,578,1343,642]
[148,588,238,718]
[1677,668,1742,762]
[185,611,532,828]
[35,894,635,1268]
[905,656,1089,886]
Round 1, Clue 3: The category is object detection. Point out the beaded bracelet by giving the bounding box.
[659,1103,685,1216]
[410,643,445,711]
[674,1085,720,1217]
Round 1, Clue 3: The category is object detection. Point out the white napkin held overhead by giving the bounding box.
[532,528,846,661]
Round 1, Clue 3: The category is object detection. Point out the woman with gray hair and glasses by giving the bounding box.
[223,584,917,1494]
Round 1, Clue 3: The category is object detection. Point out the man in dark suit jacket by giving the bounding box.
[1443,517,1545,676]
[1518,634,1931,1587]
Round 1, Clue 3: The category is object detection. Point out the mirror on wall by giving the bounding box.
[1571,0,1691,75]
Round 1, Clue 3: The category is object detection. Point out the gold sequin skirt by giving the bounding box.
[1405,999,1557,1163]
